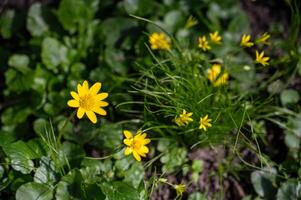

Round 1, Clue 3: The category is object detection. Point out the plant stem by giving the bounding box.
[57,111,76,145]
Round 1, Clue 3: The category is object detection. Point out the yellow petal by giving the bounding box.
[123,130,133,139]
[70,91,79,101]
[139,154,146,157]
[140,146,149,154]
[124,147,132,155]
[139,133,147,139]
[142,138,151,145]
[67,100,79,107]
[123,139,132,146]
[77,107,85,119]
[83,80,89,90]
[96,101,109,107]
[95,93,109,101]
[93,107,107,116]
[90,82,101,95]
[86,110,97,124]
[133,151,141,161]
[77,84,84,97]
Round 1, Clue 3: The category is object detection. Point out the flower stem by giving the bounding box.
[57,111,76,145]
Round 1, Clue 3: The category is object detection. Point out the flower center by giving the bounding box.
[132,139,142,150]
[79,94,95,110]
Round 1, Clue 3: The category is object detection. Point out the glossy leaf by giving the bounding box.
[16,182,53,200]
[27,3,49,36]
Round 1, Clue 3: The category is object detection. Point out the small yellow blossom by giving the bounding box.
[213,72,229,87]
[255,50,270,66]
[149,32,171,50]
[199,114,212,131]
[198,36,211,51]
[175,109,193,126]
[174,183,186,199]
[207,64,229,87]
[255,33,270,45]
[240,34,254,47]
[209,31,222,44]
[123,130,151,161]
[185,16,198,29]
[67,80,109,124]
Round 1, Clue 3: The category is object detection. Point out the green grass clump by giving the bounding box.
[132,33,253,149]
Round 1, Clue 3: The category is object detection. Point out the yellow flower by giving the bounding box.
[149,32,171,50]
[213,72,229,87]
[207,64,229,87]
[198,36,211,51]
[123,130,151,161]
[67,80,109,124]
[185,16,198,29]
[209,31,222,44]
[199,114,212,131]
[240,34,254,47]
[255,32,270,45]
[255,50,270,66]
[175,109,193,126]
[174,183,186,199]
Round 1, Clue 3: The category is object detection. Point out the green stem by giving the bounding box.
[85,155,113,160]
[57,111,76,145]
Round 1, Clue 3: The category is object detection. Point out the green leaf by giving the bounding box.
[33,118,48,135]
[121,0,154,16]
[55,169,85,200]
[104,48,127,74]
[285,134,300,149]
[251,167,277,198]
[85,183,106,200]
[277,179,301,200]
[57,0,93,32]
[8,54,30,74]
[280,89,300,106]
[191,160,203,183]
[59,142,85,167]
[16,182,53,200]
[41,37,68,72]
[286,113,301,137]
[2,140,37,174]
[0,10,15,39]
[0,131,17,146]
[115,157,131,173]
[0,164,4,179]
[32,65,51,95]
[267,80,285,94]
[63,120,93,145]
[227,8,250,32]
[1,106,32,126]
[34,157,57,184]
[163,10,185,33]
[10,172,33,192]
[101,17,138,47]
[27,138,48,158]
[27,3,49,36]
[92,122,123,150]
[160,146,187,173]
[81,158,114,180]
[123,162,144,188]
[188,192,207,200]
[100,181,140,200]
[5,68,35,93]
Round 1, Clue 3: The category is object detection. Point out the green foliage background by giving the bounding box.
[0,0,300,199]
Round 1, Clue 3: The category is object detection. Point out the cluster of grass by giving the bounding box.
[0,0,300,199]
